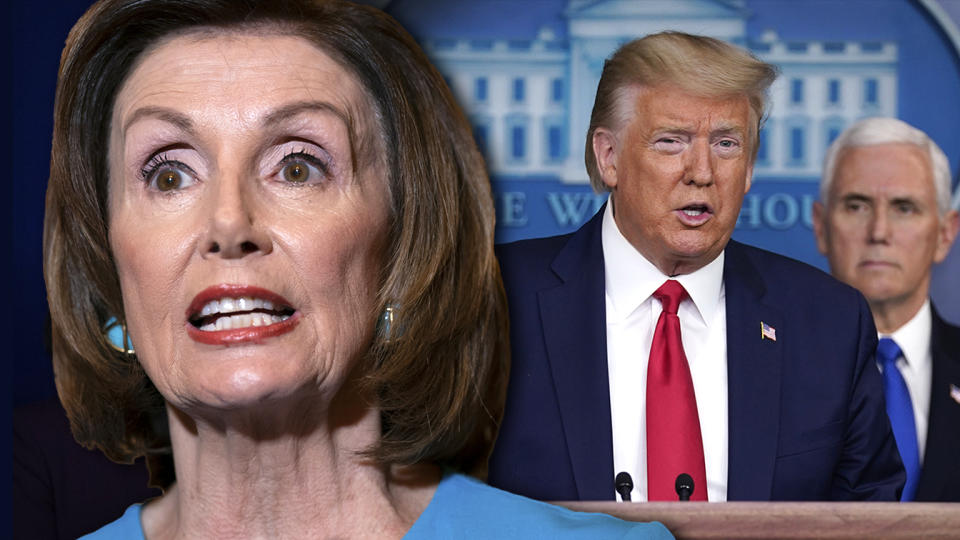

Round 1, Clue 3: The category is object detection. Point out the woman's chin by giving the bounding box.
[175,368,323,415]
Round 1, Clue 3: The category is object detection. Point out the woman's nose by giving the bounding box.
[201,173,272,259]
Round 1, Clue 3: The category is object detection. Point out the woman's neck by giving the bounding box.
[141,390,439,539]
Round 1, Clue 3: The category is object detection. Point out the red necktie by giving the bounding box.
[646,280,707,501]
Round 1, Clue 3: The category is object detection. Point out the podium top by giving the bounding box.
[557,501,960,540]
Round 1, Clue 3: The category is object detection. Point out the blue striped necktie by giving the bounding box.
[877,337,920,501]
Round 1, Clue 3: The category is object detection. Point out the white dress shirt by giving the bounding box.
[602,202,729,502]
[879,300,933,463]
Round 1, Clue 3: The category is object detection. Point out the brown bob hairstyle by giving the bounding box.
[44,0,509,485]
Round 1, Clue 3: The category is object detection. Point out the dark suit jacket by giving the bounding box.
[488,208,905,501]
[915,309,960,501]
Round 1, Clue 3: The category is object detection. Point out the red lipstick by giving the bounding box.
[185,284,299,345]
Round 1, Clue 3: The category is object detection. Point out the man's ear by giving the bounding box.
[592,128,619,190]
[933,209,960,264]
[812,200,829,256]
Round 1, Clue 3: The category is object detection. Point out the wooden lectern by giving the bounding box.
[558,501,960,539]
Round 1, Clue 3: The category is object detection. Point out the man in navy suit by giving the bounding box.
[487,32,904,502]
[813,117,960,501]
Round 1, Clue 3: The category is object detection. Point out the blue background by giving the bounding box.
[5,0,960,527]
[383,0,960,324]
[8,0,960,414]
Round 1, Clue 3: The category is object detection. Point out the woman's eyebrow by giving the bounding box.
[263,100,361,172]
[261,100,351,129]
[123,101,351,135]
[122,106,194,137]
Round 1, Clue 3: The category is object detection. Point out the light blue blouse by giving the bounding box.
[82,473,673,539]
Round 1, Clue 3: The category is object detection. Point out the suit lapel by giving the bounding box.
[915,309,960,500]
[723,241,784,501]
[538,209,615,500]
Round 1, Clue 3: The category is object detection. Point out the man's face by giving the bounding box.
[593,85,754,276]
[814,143,958,311]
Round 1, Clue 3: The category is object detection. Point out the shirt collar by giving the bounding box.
[601,200,724,324]
[881,300,932,370]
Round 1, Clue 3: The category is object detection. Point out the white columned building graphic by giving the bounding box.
[423,0,897,185]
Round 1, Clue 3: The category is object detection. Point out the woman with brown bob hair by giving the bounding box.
[44,0,672,537]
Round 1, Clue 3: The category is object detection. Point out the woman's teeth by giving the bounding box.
[200,297,275,316]
[194,296,292,331]
[199,312,290,332]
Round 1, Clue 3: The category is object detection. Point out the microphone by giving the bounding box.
[615,471,633,502]
[675,473,694,501]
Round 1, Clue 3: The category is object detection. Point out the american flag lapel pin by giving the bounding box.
[950,384,960,405]
[760,321,777,341]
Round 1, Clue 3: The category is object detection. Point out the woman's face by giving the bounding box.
[108,32,390,411]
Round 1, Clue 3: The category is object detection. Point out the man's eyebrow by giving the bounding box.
[839,193,873,204]
[889,196,920,206]
[652,123,693,133]
[711,125,746,137]
[123,106,194,137]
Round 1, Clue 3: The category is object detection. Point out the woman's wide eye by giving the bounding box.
[141,158,196,192]
[156,167,186,191]
[278,152,327,185]
[283,161,310,183]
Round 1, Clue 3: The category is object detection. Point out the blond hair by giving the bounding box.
[585,31,779,192]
